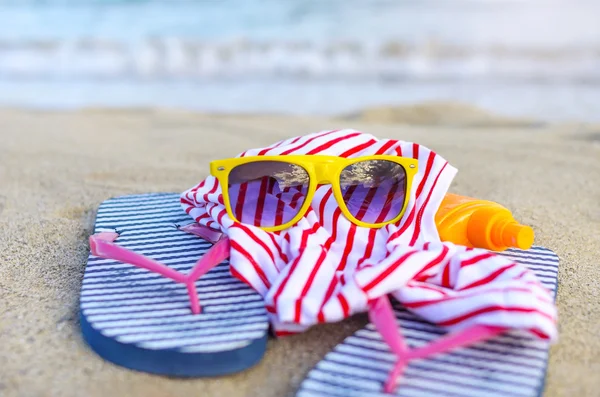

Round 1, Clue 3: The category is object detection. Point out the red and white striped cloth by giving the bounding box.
[180,129,558,341]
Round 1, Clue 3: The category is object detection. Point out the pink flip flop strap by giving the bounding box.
[177,222,224,244]
[368,296,505,393]
[89,224,230,315]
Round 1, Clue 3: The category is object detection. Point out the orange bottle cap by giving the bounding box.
[502,223,534,250]
[467,207,535,251]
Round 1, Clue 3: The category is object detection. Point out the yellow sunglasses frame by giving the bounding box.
[210,154,419,232]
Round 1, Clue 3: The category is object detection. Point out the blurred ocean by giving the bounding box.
[0,0,599,121]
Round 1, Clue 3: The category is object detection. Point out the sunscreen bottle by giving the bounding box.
[435,193,534,252]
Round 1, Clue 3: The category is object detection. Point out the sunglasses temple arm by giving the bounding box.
[368,295,506,394]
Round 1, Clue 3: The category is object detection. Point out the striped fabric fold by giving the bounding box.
[180,129,558,341]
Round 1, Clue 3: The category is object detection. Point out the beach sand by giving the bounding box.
[0,105,599,397]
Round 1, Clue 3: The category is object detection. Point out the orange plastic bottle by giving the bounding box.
[435,193,534,252]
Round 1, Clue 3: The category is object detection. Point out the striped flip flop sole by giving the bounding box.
[296,246,559,397]
[79,193,269,377]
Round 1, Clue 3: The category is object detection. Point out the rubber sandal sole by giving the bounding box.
[295,246,559,397]
[79,193,269,377]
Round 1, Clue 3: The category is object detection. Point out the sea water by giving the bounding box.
[0,0,599,122]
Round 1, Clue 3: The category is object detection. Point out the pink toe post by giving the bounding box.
[177,222,224,244]
[368,296,506,394]
[89,224,230,314]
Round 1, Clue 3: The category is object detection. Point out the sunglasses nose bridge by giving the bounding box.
[313,162,338,185]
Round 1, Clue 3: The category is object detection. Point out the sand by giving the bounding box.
[0,105,599,397]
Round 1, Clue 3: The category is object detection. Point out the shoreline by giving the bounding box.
[0,100,577,125]
[2,98,599,127]
[3,78,600,124]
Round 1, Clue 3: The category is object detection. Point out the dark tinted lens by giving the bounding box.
[339,160,407,224]
[228,161,309,227]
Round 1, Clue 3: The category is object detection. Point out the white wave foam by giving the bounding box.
[1,38,599,82]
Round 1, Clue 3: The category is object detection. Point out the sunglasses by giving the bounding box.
[210,155,418,232]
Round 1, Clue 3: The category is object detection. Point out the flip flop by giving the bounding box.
[295,246,559,397]
[79,192,269,377]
